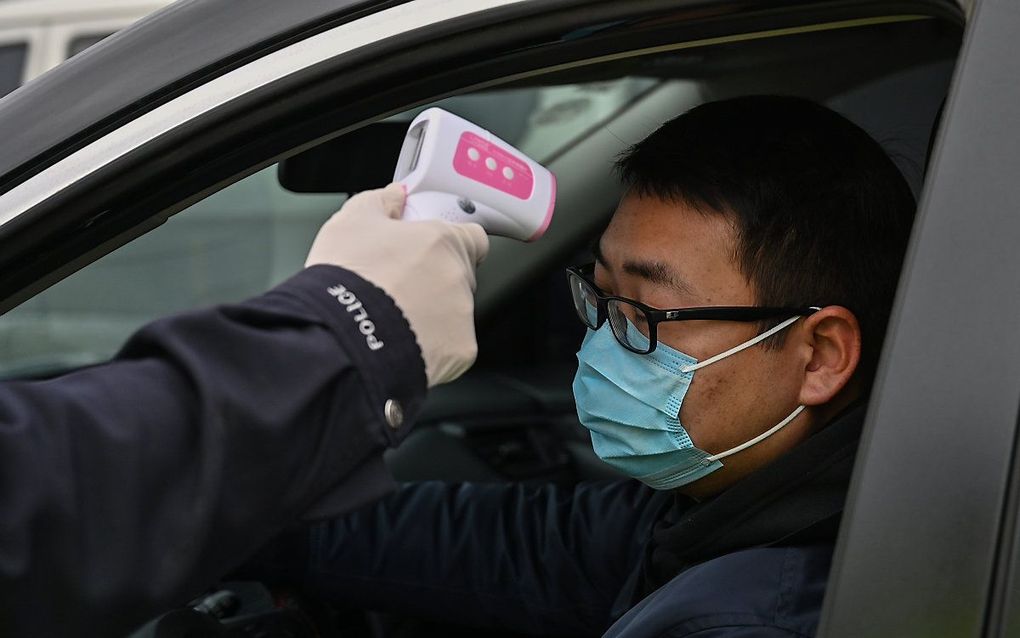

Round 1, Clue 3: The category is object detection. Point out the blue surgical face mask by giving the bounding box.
[572,315,806,490]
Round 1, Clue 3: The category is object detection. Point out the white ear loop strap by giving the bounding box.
[707,404,807,462]
[680,314,804,374]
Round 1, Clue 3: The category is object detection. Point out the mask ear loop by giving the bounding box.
[677,311,815,462]
[680,314,804,374]
[706,404,806,462]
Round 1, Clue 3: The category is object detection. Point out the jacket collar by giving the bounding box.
[639,400,867,596]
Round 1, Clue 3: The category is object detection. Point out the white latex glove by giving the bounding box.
[306,183,489,387]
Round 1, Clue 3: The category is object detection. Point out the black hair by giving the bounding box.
[615,95,916,382]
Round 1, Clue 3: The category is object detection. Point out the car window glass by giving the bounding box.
[67,33,114,59]
[0,78,655,378]
[0,18,957,379]
[0,43,26,99]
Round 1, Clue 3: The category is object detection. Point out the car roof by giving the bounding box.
[0,0,388,192]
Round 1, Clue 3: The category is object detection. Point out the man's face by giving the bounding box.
[593,193,821,498]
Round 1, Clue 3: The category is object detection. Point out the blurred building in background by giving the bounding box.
[0,0,171,98]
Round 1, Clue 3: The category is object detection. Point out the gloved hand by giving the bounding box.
[305,183,489,387]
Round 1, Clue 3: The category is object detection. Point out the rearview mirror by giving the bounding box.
[278,122,407,193]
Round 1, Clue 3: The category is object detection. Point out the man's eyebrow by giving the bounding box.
[591,238,699,299]
[621,259,699,298]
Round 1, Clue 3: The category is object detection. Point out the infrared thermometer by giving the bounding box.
[393,108,557,242]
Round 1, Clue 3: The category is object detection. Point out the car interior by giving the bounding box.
[0,11,962,637]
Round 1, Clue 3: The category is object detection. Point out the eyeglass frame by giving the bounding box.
[566,263,821,354]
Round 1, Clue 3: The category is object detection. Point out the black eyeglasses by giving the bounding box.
[566,263,819,354]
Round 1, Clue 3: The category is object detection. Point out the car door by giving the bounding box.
[0,0,975,633]
[0,0,964,306]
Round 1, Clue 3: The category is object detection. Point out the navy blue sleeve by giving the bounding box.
[249,480,671,636]
[0,265,426,638]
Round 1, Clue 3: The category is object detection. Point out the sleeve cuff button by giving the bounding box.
[384,399,404,429]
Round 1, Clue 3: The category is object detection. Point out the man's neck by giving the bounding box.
[680,384,864,502]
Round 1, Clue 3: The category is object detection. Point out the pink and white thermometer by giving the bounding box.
[393,108,556,242]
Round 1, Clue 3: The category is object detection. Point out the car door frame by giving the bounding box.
[0,0,993,632]
[817,0,1020,636]
[0,0,965,314]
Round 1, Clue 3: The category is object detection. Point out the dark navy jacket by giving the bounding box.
[0,265,427,638]
[605,544,833,638]
[251,404,864,637]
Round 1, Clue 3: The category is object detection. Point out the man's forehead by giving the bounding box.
[594,232,701,301]
[605,193,739,253]
[597,194,745,301]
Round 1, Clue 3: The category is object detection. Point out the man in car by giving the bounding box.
[243,94,917,637]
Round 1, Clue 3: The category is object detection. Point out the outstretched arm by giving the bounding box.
[250,479,671,636]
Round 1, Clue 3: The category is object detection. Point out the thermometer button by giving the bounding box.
[467,148,480,161]
[502,167,515,180]
[485,157,498,170]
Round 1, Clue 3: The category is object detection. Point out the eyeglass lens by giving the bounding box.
[569,271,656,353]
[607,300,653,353]
[569,273,600,328]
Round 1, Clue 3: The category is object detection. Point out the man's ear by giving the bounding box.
[797,306,861,406]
